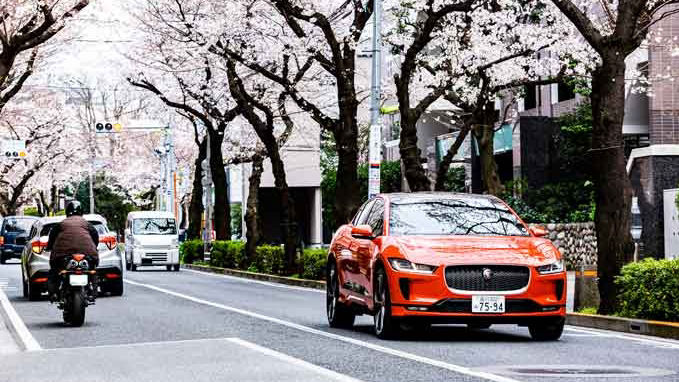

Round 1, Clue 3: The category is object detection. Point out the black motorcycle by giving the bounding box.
[54,254,97,326]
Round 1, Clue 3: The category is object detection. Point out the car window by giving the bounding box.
[132,218,177,235]
[389,198,529,237]
[355,200,375,226]
[39,221,107,237]
[366,199,385,237]
[2,218,35,234]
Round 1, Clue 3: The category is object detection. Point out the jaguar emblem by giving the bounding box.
[482,268,493,281]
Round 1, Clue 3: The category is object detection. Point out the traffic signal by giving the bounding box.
[95,122,122,134]
[1,139,27,160]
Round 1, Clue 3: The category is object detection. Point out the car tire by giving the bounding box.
[107,279,124,297]
[130,264,137,272]
[22,275,28,299]
[529,318,565,341]
[166,265,172,271]
[468,323,492,330]
[173,264,180,272]
[374,266,400,340]
[0,254,6,265]
[326,262,355,329]
[125,261,131,271]
[28,282,42,301]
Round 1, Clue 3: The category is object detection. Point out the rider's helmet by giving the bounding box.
[65,201,84,217]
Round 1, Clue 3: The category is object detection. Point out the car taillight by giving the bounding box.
[0,236,4,246]
[101,235,117,250]
[31,240,48,254]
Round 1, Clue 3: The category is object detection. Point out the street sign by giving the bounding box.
[1,139,27,160]
[368,124,382,199]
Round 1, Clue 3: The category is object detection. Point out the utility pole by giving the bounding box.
[203,130,213,261]
[368,0,383,199]
[89,126,96,214]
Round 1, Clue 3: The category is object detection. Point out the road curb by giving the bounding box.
[182,264,326,290]
[183,264,679,341]
[0,287,40,351]
[566,313,679,340]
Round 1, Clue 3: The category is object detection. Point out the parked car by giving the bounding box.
[21,214,124,300]
[125,211,180,271]
[1,216,38,264]
[327,192,567,340]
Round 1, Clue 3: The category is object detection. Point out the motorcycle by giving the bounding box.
[54,254,97,326]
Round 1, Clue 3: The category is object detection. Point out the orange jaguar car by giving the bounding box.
[326,192,566,340]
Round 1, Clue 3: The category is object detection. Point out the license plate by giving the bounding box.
[69,274,88,286]
[472,296,505,313]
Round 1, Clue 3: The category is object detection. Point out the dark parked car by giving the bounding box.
[1,216,38,264]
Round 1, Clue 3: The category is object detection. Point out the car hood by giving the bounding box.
[391,235,559,267]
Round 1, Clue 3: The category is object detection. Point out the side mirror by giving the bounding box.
[529,226,548,238]
[351,225,374,240]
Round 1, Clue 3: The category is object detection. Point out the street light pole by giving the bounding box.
[368,0,383,199]
[203,130,212,261]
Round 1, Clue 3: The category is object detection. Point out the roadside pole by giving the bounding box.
[203,131,213,261]
[89,128,95,214]
[368,0,383,199]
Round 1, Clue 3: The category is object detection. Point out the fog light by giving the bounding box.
[406,306,429,311]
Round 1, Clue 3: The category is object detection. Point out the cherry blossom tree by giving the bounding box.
[550,0,679,314]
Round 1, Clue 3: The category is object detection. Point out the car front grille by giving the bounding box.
[445,265,530,292]
[145,253,168,262]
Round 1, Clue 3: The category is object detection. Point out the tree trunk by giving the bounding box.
[187,139,207,241]
[591,53,634,315]
[209,130,231,241]
[435,125,471,191]
[474,124,504,196]
[333,87,361,226]
[399,109,431,191]
[245,156,264,264]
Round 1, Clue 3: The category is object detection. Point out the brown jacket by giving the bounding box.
[47,216,99,264]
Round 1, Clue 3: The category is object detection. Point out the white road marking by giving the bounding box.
[565,326,679,349]
[124,279,520,382]
[182,269,325,294]
[0,287,41,351]
[227,338,364,382]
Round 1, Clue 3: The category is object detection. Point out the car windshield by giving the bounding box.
[133,218,177,235]
[389,198,529,237]
[40,221,106,237]
[2,218,35,234]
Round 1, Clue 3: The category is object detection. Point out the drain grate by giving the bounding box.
[475,365,675,378]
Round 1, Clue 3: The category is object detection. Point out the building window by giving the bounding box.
[524,85,537,110]
[558,82,576,102]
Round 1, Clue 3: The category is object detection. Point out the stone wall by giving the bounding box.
[532,223,598,268]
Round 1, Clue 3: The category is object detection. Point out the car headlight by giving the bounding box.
[388,258,437,274]
[537,259,565,274]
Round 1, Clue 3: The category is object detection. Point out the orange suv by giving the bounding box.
[326,193,567,340]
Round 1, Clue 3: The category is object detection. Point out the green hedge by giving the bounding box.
[616,258,679,321]
[189,240,328,280]
[180,240,203,264]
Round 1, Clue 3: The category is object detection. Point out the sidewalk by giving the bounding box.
[0,289,21,354]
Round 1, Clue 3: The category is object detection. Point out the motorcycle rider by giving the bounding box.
[46,201,99,301]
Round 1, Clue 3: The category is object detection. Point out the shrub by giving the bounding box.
[210,241,246,269]
[24,207,42,217]
[616,258,679,321]
[300,248,328,280]
[252,245,285,275]
[180,240,203,264]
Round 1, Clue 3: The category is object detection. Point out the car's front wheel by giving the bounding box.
[326,262,355,329]
[374,266,400,339]
[529,318,565,341]
[0,254,6,265]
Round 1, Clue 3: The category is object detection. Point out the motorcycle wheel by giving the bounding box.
[63,290,86,327]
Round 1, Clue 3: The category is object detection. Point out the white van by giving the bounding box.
[125,211,180,272]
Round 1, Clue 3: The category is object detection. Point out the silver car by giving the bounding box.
[20,214,124,300]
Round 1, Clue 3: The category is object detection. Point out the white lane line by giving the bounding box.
[227,338,364,382]
[0,287,41,351]
[182,269,325,294]
[565,326,679,349]
[35,337,241,352]
[124,279,520,382]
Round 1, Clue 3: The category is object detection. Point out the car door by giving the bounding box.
[356,198,385,296]
[338,199,375,297]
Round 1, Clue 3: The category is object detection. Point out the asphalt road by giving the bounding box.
[0,260,678,382]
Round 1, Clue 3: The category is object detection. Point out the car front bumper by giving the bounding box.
[386,265,566,322]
